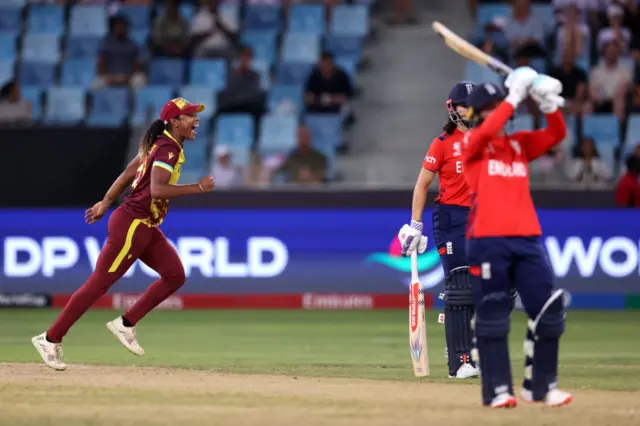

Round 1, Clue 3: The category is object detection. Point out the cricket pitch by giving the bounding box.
[1,363,639,426]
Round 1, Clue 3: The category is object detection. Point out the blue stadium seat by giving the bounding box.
[70,6,108,36]
[282,33,319,64]
[61,59,97,88]
[624,114,640,153]
[288,4,325,35]
[45,87,86,124]
[582,114,620,167]
[116,5,151,31]
[0,7,22,32]
[28,5,64,36]
[219,4,240,29]
[325,35,363,60]
[0,59,14,85]
[251,59,271,89]
[189,59,226,90]
[149,59,185,87]
[268,85,303,115]
[0,33,16,60]
[258,114,297,154]
[132,86,173,126]
[178,86,216,119]
[476,4,509,27]
[4,0,26,6]
[20,87,42,121]
[276,62,314,85]
[130,30,149,49]
[66,35,102,58]
[182,139,208,173]
[244,5,281,31]
[241,31,277,65]
[464,61,503,86]
[330,5,368,37]
[510,114,534,132]
[335,56,357,83]
[305,113,341,178]
[22,34,60,63]
[532,4,554,32]
[156,3,195,21]
[19,62,56,88]
[215,114,254,148]
[227,145,252,167]
[87,88,129,127]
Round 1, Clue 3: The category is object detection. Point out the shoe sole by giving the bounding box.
[106,322,145,357]
[490,398,518,408]
[31,336,66,371]
[520,395,573,407]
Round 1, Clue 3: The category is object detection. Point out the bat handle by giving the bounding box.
[410,251,419,284]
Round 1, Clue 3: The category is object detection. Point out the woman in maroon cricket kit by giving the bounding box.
[32,98,214,371]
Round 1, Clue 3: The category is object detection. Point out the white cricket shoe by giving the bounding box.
[521,388,573,407]
[489,393,518,408]
[31,332,66,371]
[106,317,145,356]
[455,363,480,379]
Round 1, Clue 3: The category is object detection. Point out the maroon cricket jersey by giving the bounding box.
[121,131,185,227]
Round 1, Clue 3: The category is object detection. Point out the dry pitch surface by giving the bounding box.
[1,363,639,426]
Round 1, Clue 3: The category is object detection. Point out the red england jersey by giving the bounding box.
[615,173,640,207]
[462,102,566,238]
[121,131,185,227]
[423,129,472,207]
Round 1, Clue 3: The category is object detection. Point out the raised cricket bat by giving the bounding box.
[409,250,430,377]
[431,21,565,107]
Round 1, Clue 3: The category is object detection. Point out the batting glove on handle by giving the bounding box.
[504,66,539,109]
[398,220,428,256]
[529,75,563,114]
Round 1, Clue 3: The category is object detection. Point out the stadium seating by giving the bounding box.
[70,6,107,36]
[156,3,196,22]
[179,86,216,119]
[116,5,152,31]
[0,59,14,85]
[268,85,303,115]
[215,114,254,148]
[20,87,42,121]
[45,88,86,124]
[189,59,226,90]
[305,113,342,178]
[28,5,64,36]
[258,114,297,155]
[288,4,325,35]
[61,59,97,88]
[624,115,640,154]
[22,34,61,63]
[20,62,56,88]
[66,35,102,59]
[282,33,320,64]
[276,62,314,86]
[330,5,369,37]
[325,35,363,62]
[149,59,185,87]
[0,34,16,61]
[582,115,620,167]
[241,31,277,65]
[87,88,129,127]
[132,86,174,126]
[510,115,534,132]
[0,6,21,32]
[244,5,282,31]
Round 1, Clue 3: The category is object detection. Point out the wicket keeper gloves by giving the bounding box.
[504,66,539,109]
[398,220,428,256]
[529,75,563,114]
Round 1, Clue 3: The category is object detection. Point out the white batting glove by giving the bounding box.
[504,66,539,109]
[529,74,563,114]
[398,220,428,256]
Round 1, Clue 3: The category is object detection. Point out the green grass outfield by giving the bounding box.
[1,309,639,391]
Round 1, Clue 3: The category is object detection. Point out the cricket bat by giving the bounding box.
[409,250,430,377]
[431,21,565,107]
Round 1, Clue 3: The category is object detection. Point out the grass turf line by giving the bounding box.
[1,309,639,391]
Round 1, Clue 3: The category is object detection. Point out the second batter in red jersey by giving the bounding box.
[462,102,566,238]
[423,129,472,207]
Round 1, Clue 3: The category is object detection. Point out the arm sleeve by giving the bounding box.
[516,110,567,162]
[422,137,444,172]
[152,145,181,173]
[462,101,515,161]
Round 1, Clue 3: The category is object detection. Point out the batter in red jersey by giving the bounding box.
[32,98,215,371]
[399,82,480,380]
[462,68,572,408]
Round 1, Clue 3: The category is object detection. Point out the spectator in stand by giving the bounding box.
[475,16,510,65]
[0,80,33,124]
[278,126,327,184]
[504,0,546,58]
[615,154,640,207]
[555,4,589,60]
[191,0,238,59]
[305,52,353,117]
[549,50,591,116]
[211,145,246,188]
[152,0,191,57]
[597,4,631,55]
[95,16,146,88]
[566,136,613,185]
[217,46,266,128]
[589,40,631,120]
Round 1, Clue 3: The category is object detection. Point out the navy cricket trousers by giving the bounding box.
[431,204,470,275]
[467,237,554,319]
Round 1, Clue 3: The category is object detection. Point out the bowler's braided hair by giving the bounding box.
[139,119,166,157]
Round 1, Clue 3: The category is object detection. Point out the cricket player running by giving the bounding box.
[462,68,572,408]
[32,98,214,371]
[398,82,480,380]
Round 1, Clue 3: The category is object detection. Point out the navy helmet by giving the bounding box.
[447,81,475,130]
[466,82,505,126]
